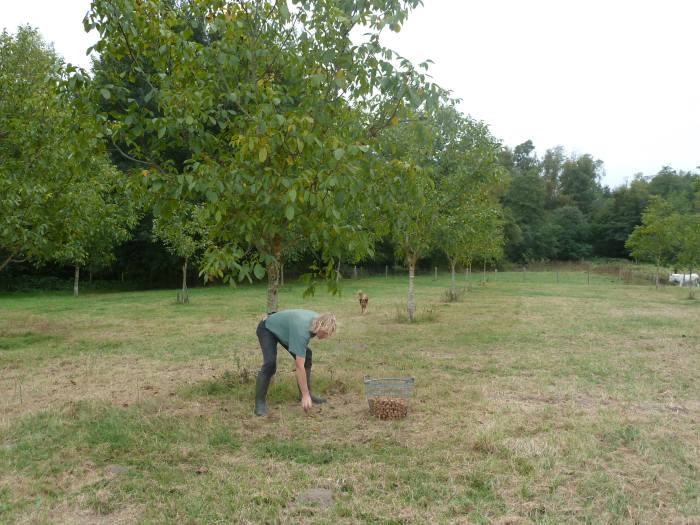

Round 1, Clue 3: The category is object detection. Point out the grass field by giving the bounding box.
[1,271,699,524]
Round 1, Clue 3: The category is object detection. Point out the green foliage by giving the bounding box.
[672,212,700,298]
[496,144,700,264]
[547,205,592,260]
[378,104,504,318]
[500,141,550,262]
[558,154,604,214]
[153,204,208,265]
[625,197,676,267]
[432,107,506,271]
[53,163,140,273]
[85,0,447,312]
[591,176,650,257]
[0,27,136,273]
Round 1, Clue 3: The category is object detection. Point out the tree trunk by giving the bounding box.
[655,260,659,290]
[280,263,284,287]
[407,258,416,322]
[450,261,457,298]
[266,255,281,314]
[483,262,487,285]
[89,270,93,285]
[353,265,357,279]
[0,251,17,273]
[689,268,695,300]
[178,258,189,304]
[336,259,341,283]
[73,265,80,298]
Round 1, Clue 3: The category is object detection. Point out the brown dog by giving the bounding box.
[358,291,369,314]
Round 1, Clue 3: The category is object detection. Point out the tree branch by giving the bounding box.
[110,139,164,174]
[0,250,18,272]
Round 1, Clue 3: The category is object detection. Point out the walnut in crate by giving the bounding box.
[368,396,408,420]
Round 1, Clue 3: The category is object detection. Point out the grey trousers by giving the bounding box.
[256,320,312,379]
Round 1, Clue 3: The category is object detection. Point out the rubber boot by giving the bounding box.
[305,368,327,405]
[254,372,272,416]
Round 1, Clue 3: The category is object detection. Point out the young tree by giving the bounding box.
[441,195,503,297]
[476,217,503,280]
[625,197,676,289]
[54,164,140,297]
[153,204,208,303]
[672,213,700,299]
[394,170,438,321]
[86,0,445,312]
[377,111,442,321]
[431,108,505,299]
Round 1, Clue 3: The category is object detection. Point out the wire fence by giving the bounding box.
[335,263,677,287]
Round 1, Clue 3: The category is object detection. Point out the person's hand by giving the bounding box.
[301,394,312,413]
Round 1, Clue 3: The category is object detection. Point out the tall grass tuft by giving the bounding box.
[442,287,466,302]
[392,304,439,323]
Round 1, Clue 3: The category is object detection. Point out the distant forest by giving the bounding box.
[499,140,699,263]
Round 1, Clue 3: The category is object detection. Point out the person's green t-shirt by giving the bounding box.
[264,309,317,358]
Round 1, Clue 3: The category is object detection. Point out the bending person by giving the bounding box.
[254,310,336,416]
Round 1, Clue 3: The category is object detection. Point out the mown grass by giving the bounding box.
[1,271,699,523]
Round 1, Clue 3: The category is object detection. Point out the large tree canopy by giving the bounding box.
[0,26,134,276]
[86,0,446,311]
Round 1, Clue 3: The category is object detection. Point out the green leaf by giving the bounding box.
[253,263,265,280]
[333,148,344,160]
[100,88,111,100]
[285,206,295,221]
[259,147,268,163]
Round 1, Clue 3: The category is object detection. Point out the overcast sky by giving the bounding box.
[3,0,698,188]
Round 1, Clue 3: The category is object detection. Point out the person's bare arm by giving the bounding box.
[295,355,312,412]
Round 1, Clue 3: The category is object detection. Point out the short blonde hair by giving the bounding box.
[311,313,336,336]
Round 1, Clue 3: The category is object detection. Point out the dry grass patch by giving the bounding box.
[1,275,699,523]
